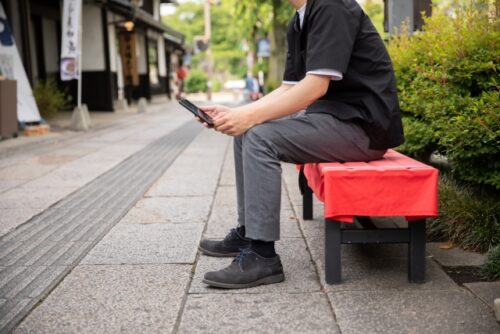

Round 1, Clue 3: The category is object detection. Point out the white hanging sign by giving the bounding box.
[0,3,41,123]
[60,0,81,81]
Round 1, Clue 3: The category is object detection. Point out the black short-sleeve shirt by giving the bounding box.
[283,0,404,150]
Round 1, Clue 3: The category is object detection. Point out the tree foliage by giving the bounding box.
[388,1,500,189]
[162,0,247,78]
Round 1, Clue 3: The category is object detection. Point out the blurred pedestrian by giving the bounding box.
[175,64,189,100]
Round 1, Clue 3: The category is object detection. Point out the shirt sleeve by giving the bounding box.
[284,69,342,85]
[283,17,299,82]
[306,2,360,74]
[307,69,343,81]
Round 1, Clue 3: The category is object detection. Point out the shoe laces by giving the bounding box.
[224,228,238,241]
[224,228,245,242]
[234,248,254,272]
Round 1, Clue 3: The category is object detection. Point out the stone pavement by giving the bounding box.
[0,100,498,333]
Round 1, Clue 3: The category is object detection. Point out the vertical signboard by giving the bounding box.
[118,32,140,87]
[0,3,41,123]
[60,0,81,81]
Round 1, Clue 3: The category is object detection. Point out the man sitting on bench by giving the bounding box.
[196,0,405,289]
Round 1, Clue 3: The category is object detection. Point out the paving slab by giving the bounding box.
[145,134,228,197]
[306,237,456,292]
[0,207,42,237]
[212,185,238,207]
[146,171,220,197]
[35,164,115,188]
[464,281,500,310]
[177,293,339,334]
[219,160,236,186]
[213,185,292,210]
[205,206,302,238]
[427,242,486,267]
[18,170,96,189]
[14,264,191,334]
[120,196,212,224]
[81,222,204,264]
[0,179,25,194]
[0,185,77,209]
[190,238,320,294]
[329,289,500,334]
[297,214,327,238]
[0,162,58,181]
[219,147,235,186]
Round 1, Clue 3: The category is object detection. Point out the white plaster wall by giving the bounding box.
[107,12,117,73]
[42,18,59,73]
[82,4,105,71]
[158,37,166,77]
[136,32,147,74]
[153,0,160,21]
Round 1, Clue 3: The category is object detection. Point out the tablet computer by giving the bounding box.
[178,99,214,126]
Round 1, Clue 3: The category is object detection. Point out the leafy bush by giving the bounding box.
[212,79,222,92]
[184,69,208,93]
[427,175,500,253]
[388,1,500,189]
[33,79,69,120]
[481,244,500,280]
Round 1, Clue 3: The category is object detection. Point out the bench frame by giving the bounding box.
[299,168,426,284]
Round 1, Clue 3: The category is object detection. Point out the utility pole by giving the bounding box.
[204,0,212,101]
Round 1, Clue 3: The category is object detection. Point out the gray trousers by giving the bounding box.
[234,112,386,241]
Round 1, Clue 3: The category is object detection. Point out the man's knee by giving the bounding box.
[244,124,274,144]
[243,125,277,156]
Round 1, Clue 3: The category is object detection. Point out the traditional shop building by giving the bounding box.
[0,0,185,111]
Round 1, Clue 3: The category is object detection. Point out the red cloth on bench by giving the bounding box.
[301,150,439,223]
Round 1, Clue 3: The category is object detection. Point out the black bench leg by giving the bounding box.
[325,219,341,284]
[299,168,313,220]
[409,219,426,283]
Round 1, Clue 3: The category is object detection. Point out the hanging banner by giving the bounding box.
[0,3,41,123]
[60,0,81,81]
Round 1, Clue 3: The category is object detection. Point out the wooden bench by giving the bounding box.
[298,150,439,284]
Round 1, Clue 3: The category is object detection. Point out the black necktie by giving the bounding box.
[294,12,301,32]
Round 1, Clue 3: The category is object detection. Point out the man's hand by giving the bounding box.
[193,105,229,128]
[199,104,255,136]
[199,104,228,119]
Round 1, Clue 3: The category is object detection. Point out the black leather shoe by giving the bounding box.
[198,228,250,257]
[203,248,285,289]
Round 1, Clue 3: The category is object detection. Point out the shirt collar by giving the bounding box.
[297,2,307,29]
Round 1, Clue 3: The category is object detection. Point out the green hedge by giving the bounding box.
[428,175,500,253]
[33,79,69,120]
[184,69,208,93]
[482,244,500,280]
[388,2,499,189]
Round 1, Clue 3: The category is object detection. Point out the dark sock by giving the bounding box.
[236,225,246,238]
[250,239,276,258]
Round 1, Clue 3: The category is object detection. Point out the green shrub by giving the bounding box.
[427,175,500,253]
[388,1,500,189]
[481,244,500,280]
[212,78,222,92]
[33,79,69,120]
[184,69,208,93]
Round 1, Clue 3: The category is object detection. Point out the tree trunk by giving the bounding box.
[268,0,288,89]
